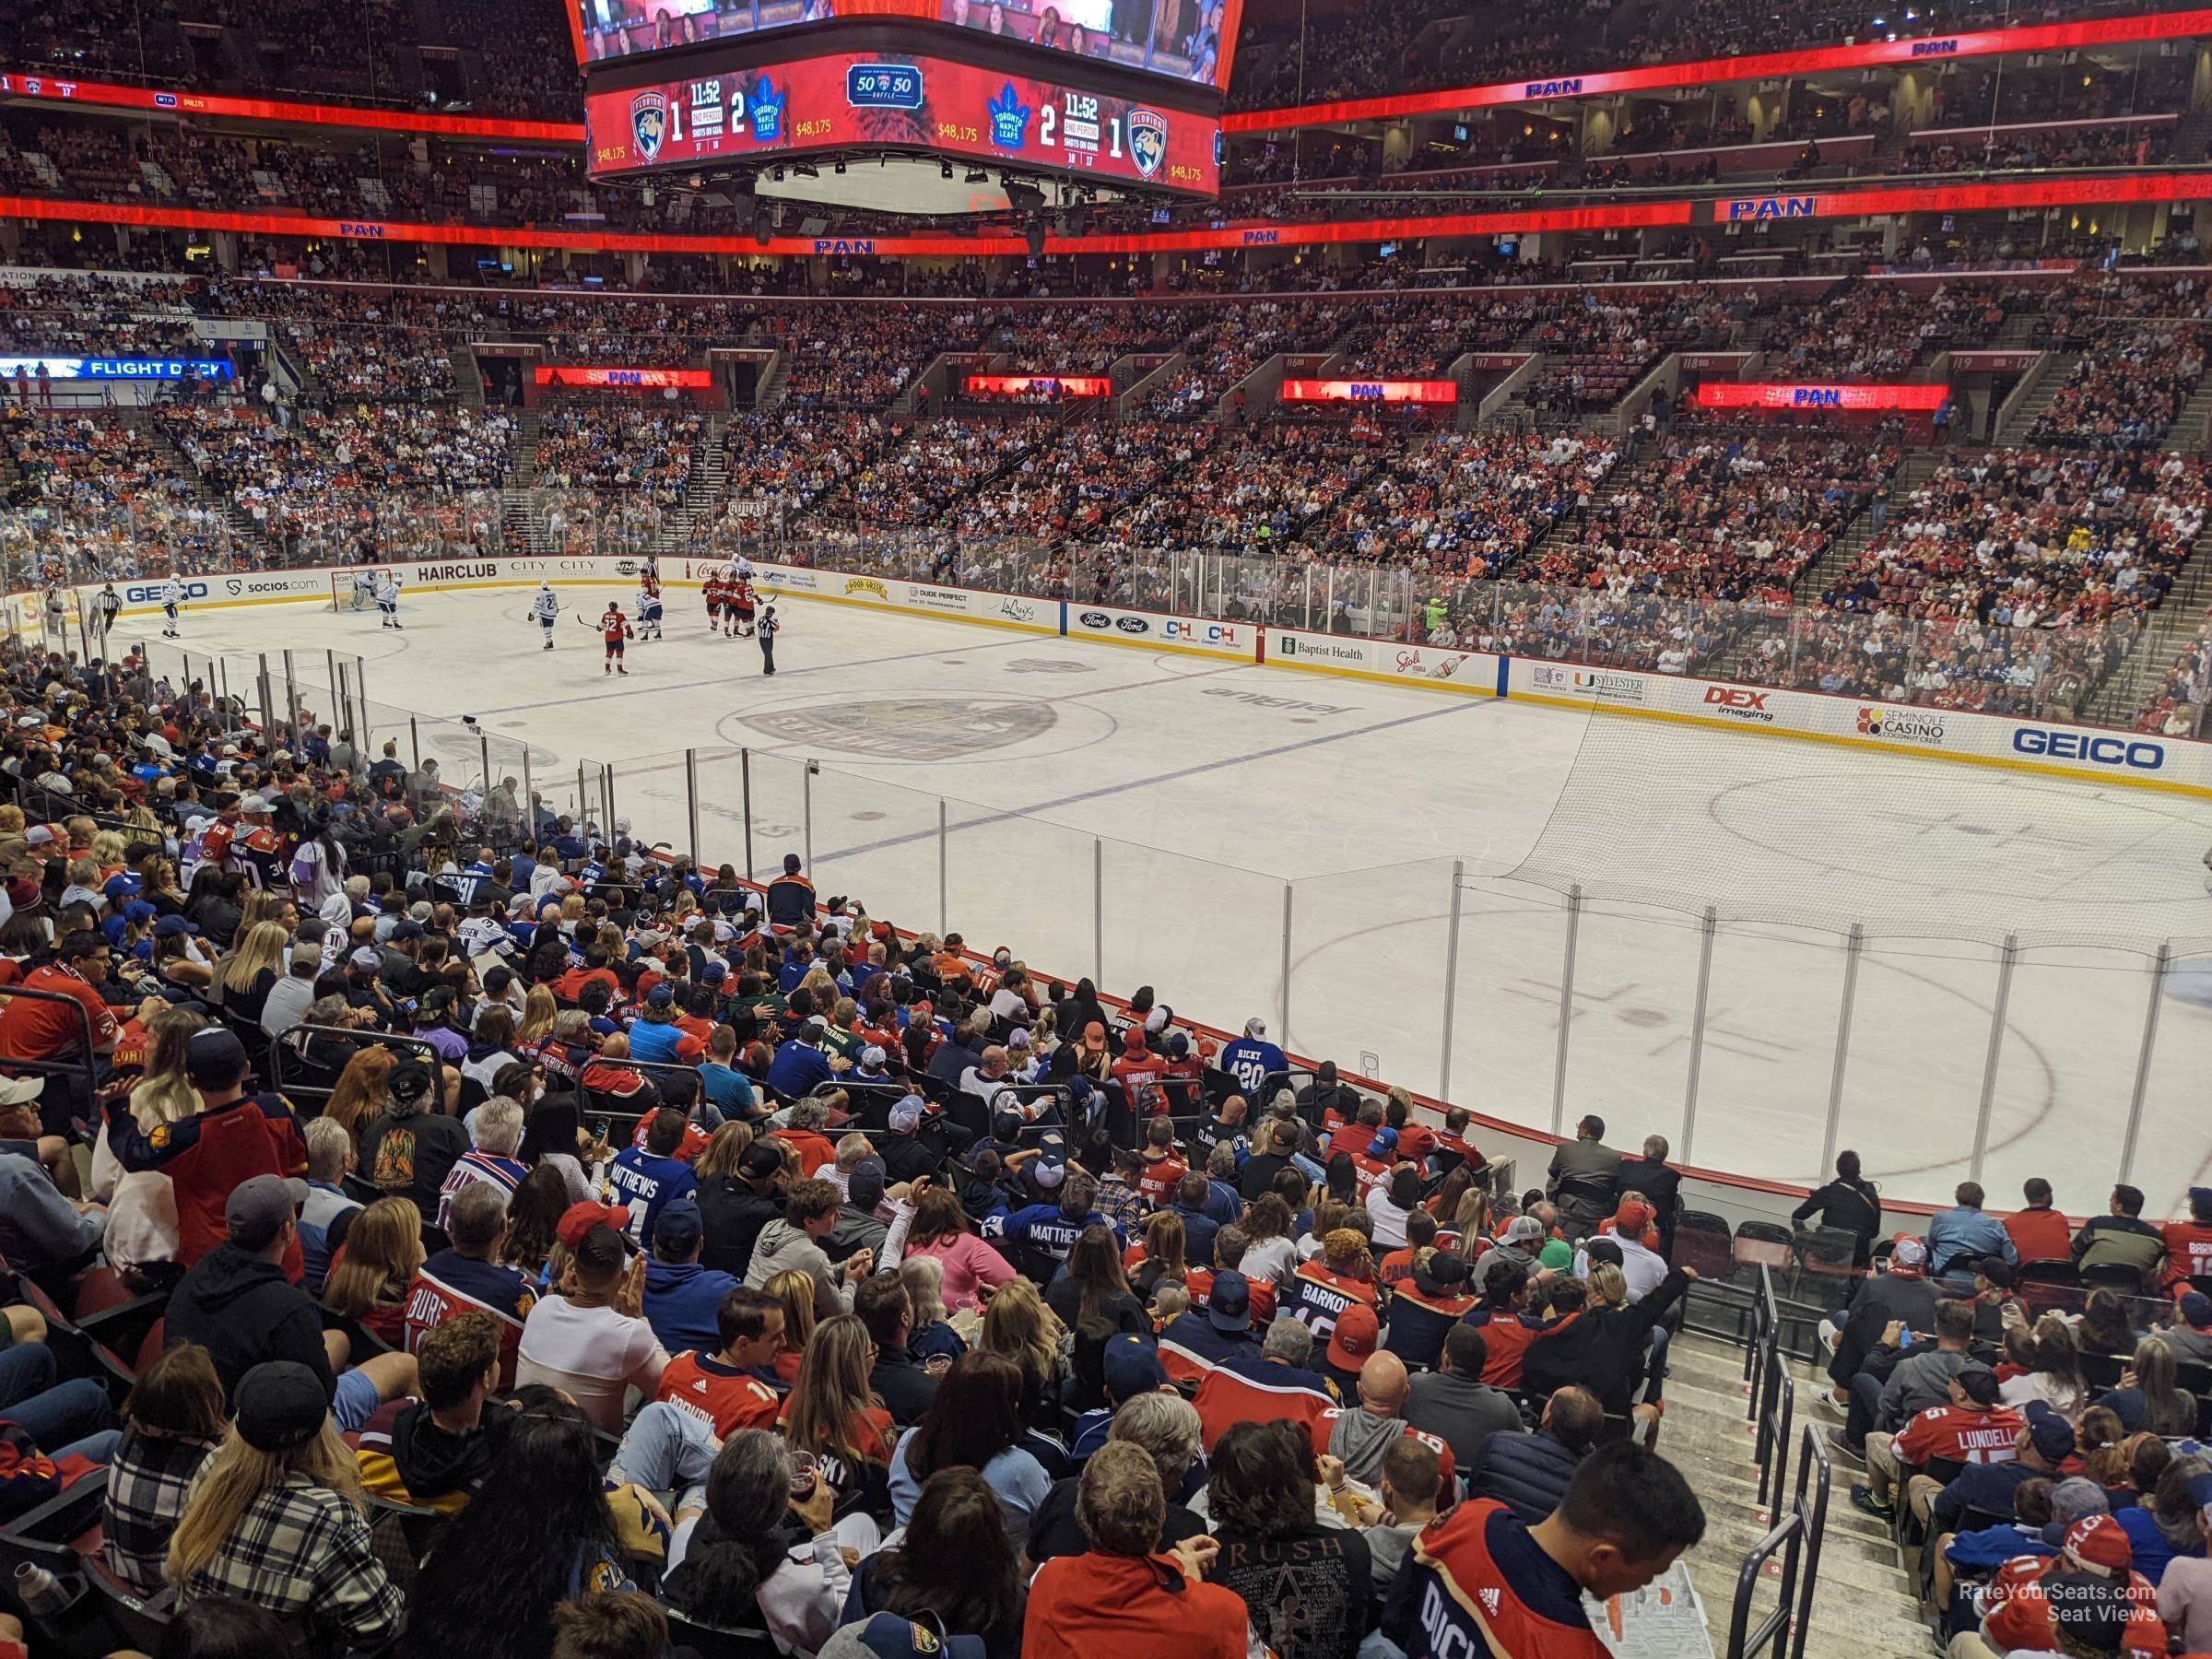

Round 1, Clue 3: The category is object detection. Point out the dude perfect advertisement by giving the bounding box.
[586,53,1218,194]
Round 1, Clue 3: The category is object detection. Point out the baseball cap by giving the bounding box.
[2061,1513,2133,1577]
[1244,1018,1266,1037]
[349,946,383,970]
[1328,1303,1382,1371]
[847,1157,888,1211]
[388,1063,435,1105]
[1953,1365,2002,1407]
[2042,1571,2136,1653]
[556,1201,634,1252]
[153,913,199,939]
[2181,1291,2212,1330]
[233,1361,330,1453]
[102,871,143,900]
[120,900,157,926]
[859,1045,887,1068]
[700,960,728,983]
[1369,1126,1399,1159]
[1977,1258,2015,1289]
[653,1199,703,1259]
[646,983,675,1007]
[226,1172,309,1251]
[391,919,423,941]
[1100,1334,1167,1402]
[1613,1200,1652,1235]
[1207,1268,1253,1333]
[184,1027,251,1088]
[888,1095,924,1134]
[2025,1399,2078,1464]
[739,1140,787,1180]
[992,1107,1024,1143]
[1889,1235,1927,1274]
[0,1076,47,1108]
[1032,1152,1067,1191]
[1505,1215,1547,1244]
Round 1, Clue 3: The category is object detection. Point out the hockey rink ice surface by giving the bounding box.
[146,588,2212,1212]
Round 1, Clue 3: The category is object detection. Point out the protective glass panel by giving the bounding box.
[1691,920,1851,1189]
[1559,899,1707,1160]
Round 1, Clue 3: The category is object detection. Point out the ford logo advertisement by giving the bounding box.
[1115,617,1149,634]
[1077,611,1112,629]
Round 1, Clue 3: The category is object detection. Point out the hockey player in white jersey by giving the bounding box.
[531,581,559,650]
[351,569,377,611]
[636,563,664,641]
[374,571,403,629]
[159,576,185,639]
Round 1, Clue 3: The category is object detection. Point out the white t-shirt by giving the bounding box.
[514,1295,668,1434]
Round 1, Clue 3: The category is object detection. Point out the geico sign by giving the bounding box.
[2012,728,2166,771]
[124,581,207,603]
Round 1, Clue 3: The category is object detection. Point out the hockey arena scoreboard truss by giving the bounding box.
[579,8,1231,199]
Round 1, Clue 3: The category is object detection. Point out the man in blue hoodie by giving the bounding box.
[641,1199,736,1357]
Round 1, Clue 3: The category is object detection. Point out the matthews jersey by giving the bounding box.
[982,1203,1123,1262]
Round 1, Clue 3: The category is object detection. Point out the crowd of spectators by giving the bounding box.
[2136,606,2212,736]
[2027,320,2209,451]
[0,647,1726,1659]
[1765,279,2011,382]
[1898,121,2171,176]
[535,406,704,504]
[1328,431,1617,575]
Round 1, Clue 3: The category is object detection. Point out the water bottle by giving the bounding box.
[13,1560,70,1618]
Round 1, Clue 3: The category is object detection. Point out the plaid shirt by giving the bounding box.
[174,1471,405,1648]
[1097,1174,1151,1236]
[102,1427,218,1594]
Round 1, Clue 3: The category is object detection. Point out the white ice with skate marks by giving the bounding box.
[159,588,2212,1212]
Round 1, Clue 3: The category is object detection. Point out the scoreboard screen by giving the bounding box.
[573,0,1242,89]
[587,50,1219,193]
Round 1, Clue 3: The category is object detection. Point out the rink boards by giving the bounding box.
[31,550,2212,798]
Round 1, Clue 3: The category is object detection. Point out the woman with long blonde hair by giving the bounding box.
[514,983,559,1047]
[125,1006,211,1135]
[694,1120,754,1182]
[780,1312,896,1482]
[165,1362,403,1649]
[763,1267,820,1386]
[977,1278,1065,1427]
[320,1046,398,1153]
[321,1197,424,1346]
[215,920,290,1024]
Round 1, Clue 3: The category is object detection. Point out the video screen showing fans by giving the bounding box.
[572,0,1241,90]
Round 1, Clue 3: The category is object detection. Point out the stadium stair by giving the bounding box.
[1994,355,2077,445]
[450,345,488,408]
[2081,516,2212,725]
[504,410,539,490]
[1664,1329,1928,1658]
[662,415,726,553]
[2173,109,2212,163]
[134,413,269,555]
[757,350,792,411]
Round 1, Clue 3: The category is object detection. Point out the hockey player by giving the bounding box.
[600,602,632,677]
[532,581,559,650]
[351,568,377,611]
[730,572,758,639]
[374,570,403,629]
[159,575,186,640]
[636,564,664,641]
[757,603,778,676]
[703,567,726,634]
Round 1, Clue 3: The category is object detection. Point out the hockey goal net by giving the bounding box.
[326,571,375,613]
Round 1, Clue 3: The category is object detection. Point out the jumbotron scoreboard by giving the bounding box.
[573,0,1239,214]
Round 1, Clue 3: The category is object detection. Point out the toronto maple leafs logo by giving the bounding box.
[630,90,667,162]
[987,83,1030,151]
[1127,108,1167,178]
[747,76,786,142]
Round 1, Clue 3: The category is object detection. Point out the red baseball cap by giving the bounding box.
[1327,1304,1382,1371]
[2063,1514,2133,1578]
[556,1201,633,1252]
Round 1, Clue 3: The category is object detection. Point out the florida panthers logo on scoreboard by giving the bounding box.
[631,90,669,161]
[1128,109,1168,179]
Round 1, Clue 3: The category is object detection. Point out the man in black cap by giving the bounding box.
[104,1026,308,1274]
[1157,1266,1260,1378]
[1855,1361,2020,1524]
[1928,1397,2076,1536]
[357,1060,470,1226]
[696,1136,788,1279]
[167,1174,417,1428]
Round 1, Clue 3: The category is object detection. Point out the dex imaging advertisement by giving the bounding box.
[573,0,1242,89]
[587,52,1218,192]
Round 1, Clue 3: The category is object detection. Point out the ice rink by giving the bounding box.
[135,585,2212,1212]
